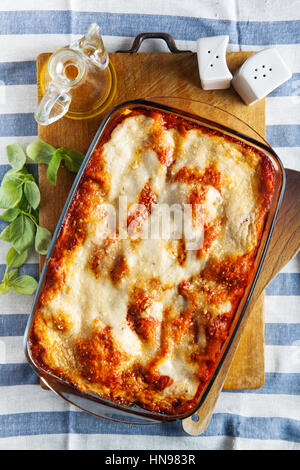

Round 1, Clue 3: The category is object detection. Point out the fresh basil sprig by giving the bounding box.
[0,144,51,295]
[26,140,84,186]
[0,140,84,295]
[0,247,37,295]
[0,146,51,257]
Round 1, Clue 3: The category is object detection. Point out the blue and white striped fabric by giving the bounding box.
[0,0,300,450]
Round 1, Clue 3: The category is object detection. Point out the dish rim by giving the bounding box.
[24,98,286,424]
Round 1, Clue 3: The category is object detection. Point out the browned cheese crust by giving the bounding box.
[29,108,275,415]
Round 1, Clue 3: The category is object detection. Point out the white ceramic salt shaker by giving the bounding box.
[196,35,232,90]
[232,48,292,105]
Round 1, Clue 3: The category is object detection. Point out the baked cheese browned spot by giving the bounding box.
[127,181,158,235]
[110,256,129,284]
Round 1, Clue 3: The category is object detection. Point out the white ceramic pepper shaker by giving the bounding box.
[196,35,232,90]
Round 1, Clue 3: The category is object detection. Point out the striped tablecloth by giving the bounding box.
[0,0,299,450]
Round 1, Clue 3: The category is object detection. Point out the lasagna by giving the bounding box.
[29,107,276,416]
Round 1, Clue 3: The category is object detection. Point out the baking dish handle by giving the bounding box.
[116,32,191,53]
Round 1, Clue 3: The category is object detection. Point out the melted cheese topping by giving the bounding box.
[30,109,275,416]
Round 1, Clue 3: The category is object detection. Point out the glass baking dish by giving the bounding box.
[24,98,285,425]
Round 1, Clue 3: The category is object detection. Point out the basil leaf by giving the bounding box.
[6,144,26,170]
[17,194,33,213]
[24,180,40,210]
[2,170,22,185]
[62,153,76,172]
[9,214,36,254]
[26,140,55,164]
[10,275,38,295]
[7,268,19,283]
[0,283,10,294]
[2,177,22,193]
[63,148,84,172]
[35,225,52,255]
[2,168,34,189]
[6,247,28,269]
[0,208,20,222]
[0,224,11,243]
[47,150,62,186]
[0,183,22,209]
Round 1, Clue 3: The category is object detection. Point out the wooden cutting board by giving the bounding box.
[36,49,300,402]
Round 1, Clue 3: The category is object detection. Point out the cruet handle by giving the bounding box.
[35,82,71,126]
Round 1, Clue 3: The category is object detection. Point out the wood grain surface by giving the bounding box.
[36,51,300,432]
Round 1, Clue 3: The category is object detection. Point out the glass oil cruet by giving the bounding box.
[35,23,116,125]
